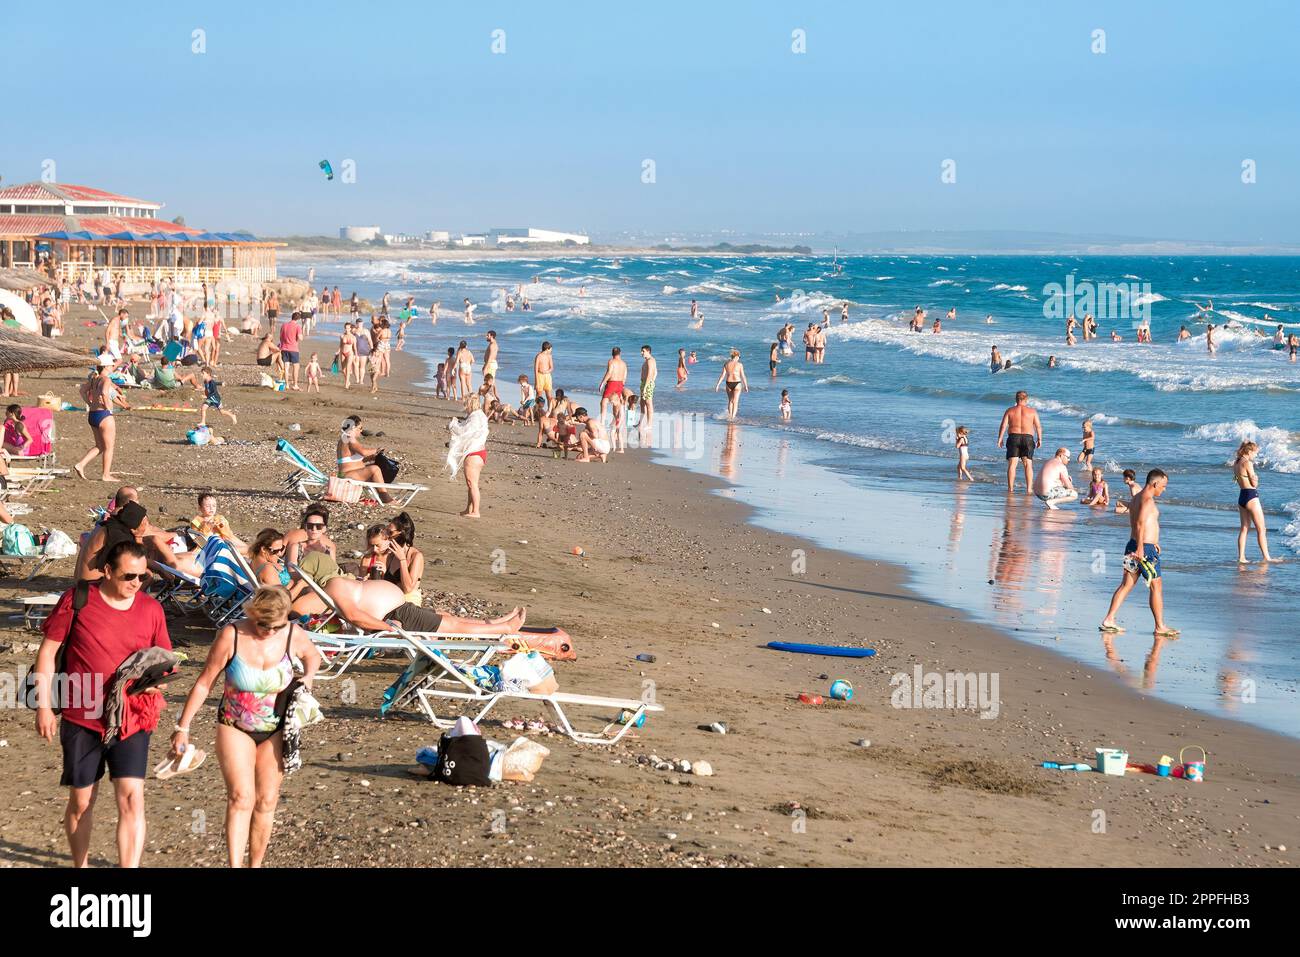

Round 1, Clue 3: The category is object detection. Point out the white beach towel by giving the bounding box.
[446,409,489,478]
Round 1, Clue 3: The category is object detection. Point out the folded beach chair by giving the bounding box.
[274,438,427,507]
[1,466,69,500]
[406,635,664,746]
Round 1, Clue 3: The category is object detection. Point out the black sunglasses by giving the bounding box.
[118,571,152,583]
[269,545,286,555]
[305,522,326,530]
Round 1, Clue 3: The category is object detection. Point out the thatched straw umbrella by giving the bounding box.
[0,268,55,293]
[0,324,89,376]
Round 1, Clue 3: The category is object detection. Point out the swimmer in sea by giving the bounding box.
[990,345,1003,372]
[677,348,688,386]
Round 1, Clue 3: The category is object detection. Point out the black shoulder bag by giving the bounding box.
[21,580,92,712]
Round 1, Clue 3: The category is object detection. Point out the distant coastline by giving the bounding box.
[275,239,812,263]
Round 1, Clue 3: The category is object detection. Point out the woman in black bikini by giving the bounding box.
[713,349,749,420]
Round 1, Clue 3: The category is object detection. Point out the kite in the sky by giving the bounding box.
[319,160,334,181]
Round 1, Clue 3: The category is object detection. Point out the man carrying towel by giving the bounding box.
[32,540,172,868]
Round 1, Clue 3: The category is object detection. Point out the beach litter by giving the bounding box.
[635,653,656,663]
[571,545,585,556]
[1040,762,1092,772]
[698,721,728,735]
[855,738,871,748]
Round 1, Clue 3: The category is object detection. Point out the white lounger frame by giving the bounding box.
[404,634,664,746]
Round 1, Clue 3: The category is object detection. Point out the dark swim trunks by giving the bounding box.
[1006,433,1035,460]
[1238,488,1259,508]
[1124,539,1161,581]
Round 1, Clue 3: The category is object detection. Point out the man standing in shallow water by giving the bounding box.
[1100,468,1179,637]
[996,390,1042,492]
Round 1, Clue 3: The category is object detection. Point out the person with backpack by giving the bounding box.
[31,540,172,867]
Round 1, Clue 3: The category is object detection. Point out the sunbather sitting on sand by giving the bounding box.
[291,551,529,636]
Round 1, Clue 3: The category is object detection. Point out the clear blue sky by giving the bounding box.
[4,0,1297,242]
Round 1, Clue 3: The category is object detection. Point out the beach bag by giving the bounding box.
[499,650,557,695]
[2,523,40,557]
[434,730,491,787]
[42,529,77,560]
[373,451,400,484]
[324,477,362,504]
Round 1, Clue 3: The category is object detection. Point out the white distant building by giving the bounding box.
[489,227,590,246]
[383,233,420,245]
[425,230,450,243]
[456,234,488,247]
[340,225,381,242]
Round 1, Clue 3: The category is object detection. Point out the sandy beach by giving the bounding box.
[0,301,1294,869]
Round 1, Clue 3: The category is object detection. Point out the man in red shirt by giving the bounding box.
[279,310,303,391]
[33,540,172,867]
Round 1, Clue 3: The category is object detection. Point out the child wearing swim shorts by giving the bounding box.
[1078,420,1095,469]
[955,425,971,480]
[199,367,237,427]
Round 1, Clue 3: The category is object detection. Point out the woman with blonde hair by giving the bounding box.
[447,395,489,518]
[170,586,322,867]
[1233,441,1280,564]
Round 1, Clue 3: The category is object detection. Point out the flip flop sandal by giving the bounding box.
[1098,625,1125,633]
[1154,629,1181,638]
[154,744,207,780]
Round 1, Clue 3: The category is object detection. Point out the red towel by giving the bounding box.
[120,679,166,740]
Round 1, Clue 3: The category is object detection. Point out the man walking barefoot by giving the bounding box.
[1099,468,1179,637]
[996,390,1042,491]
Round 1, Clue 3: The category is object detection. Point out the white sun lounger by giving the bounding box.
[405,635,664,746]
[275,439,427,507]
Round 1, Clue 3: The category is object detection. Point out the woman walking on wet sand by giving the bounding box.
[74,354,132,482]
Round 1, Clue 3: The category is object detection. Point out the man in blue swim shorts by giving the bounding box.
[1100,468,1179,637]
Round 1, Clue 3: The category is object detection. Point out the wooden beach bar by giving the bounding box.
[0,181,278,284]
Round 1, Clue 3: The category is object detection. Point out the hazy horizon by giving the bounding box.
[5,1,1298,243]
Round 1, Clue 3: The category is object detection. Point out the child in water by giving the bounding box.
[687,351,698,364]
[677,348,689,385]
[305,352,322,393]
[1081,467,1109,507]
[779,389,792,421]
[1078,420,1096,469]
[1114,468,1139,513]
[955,425,972,481]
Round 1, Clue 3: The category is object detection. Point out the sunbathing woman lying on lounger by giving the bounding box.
[292,551,533,637]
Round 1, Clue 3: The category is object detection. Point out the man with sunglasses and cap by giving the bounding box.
[32,539,172,867]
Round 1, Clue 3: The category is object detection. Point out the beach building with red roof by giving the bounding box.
[0,181,278,283]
